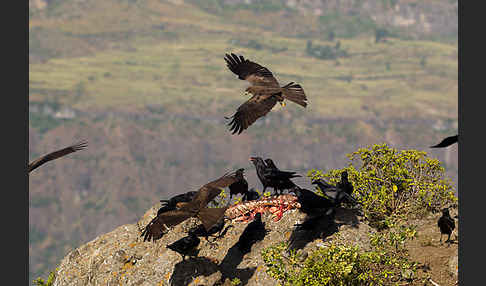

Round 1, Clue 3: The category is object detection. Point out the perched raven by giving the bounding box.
[431,135,458,148]
[250,157,298,195]
[289,186,334,215]
[141,171,242,242]
[243,188,261,201]
[236,212,268,254]
[249,157,272,193]
[336,171,353,196]
[264,158,301,194]
[224,53,307,135]
[312,178,357,207]
[188,218,232,242]
[167,233,201,261]
[438,208,455,244]
[228,168,249,200]
[29,141,87,173]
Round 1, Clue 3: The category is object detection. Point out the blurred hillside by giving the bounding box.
[28,0,458,282]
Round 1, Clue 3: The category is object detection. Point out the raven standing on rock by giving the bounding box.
[289,186,335,215]
[336,171,353,196]
[312,178,357,207]
[228,168,249,200]
[438,208,455,244]
[250,157,298,195]
[166,232,201,261]
[264,158,301,195]
[188,218,232,244]
[244,188,261,201]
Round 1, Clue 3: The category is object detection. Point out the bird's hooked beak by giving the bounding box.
[280,101,286,107]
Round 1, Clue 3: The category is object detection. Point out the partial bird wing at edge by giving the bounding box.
[28,141,88,173]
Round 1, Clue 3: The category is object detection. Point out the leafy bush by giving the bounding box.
[309,143,457,229]
[261,229,419,286]
[33,269,56,286]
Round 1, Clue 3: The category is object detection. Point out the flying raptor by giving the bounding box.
[224,53,308,134]
[28,141,88,173]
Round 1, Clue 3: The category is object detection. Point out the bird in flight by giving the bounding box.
[224,53,308,134]
[430,134,458,148]
[141,170,243,242]
[28,141,88,173]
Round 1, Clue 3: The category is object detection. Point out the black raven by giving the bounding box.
[228,168,249,200]
[312,178,357,207]
[243,188,261,201]
[250,156,298,195]
[188,218,232,242]
[438,208,455,244]
[289,186,334,215]
[336,171,353,196]
[431,135,458,148]
[166,233,201,261]
[264,158,301,194]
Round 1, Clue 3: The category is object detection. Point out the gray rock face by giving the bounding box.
[53,204,372,286]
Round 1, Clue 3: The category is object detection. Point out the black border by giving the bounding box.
[10,0,29,284]
[458,1,478,285]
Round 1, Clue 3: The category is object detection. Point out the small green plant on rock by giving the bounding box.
[33,269,56,286]
[261,230,419,286]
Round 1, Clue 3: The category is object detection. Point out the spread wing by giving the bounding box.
[224,53,279,87]
[226,94,278,134]
[430,135,458,148]
[28,141,88,173]
[191,171,242,209]
[141,209,194,242]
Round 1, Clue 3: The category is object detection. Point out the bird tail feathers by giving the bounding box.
[198,207,227,231]
[282,82,307,108]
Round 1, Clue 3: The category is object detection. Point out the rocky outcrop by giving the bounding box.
[53,203,370,286]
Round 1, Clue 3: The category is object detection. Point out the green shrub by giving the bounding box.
[309,143,457,229]
[33,269,56,286]
[261,229,419,286]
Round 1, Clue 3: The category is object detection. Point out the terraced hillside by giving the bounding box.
[29,0,458,282]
